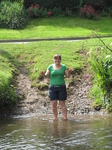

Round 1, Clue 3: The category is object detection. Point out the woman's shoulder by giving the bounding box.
[48,64,53,69]
[61,64,67,70]
[61,64,66,66]
[61,64,67,67]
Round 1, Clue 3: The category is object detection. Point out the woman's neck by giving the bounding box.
[54,63,61,67]
[53,63,61,70]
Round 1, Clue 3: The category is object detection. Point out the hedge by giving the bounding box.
[23,0,112,11]
[24,0,82,11]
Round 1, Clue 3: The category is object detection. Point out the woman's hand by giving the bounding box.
[40,71,45,77]
[68,68,74,74]
[65,67,73,78]
[40,70,50,77]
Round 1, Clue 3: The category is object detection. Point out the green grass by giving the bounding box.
[1,37,112,83]
[1,15,112,110]
[1,16,112,40]
[0,40,86,107]
[0,38,112,109]
[0,41,85,83]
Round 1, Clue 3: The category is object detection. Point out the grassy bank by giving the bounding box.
[0,37,112,110]
[1,16,112,40]
[0,40,86,82]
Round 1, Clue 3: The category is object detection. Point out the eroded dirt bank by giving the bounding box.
[11,65,106,117]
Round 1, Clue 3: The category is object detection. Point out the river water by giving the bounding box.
[0,114,112,150]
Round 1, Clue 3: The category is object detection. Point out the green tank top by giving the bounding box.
[48,64,67,86]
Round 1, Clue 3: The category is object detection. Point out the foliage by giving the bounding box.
[28,3,72,18]
[28,4,51,18]
[0,1,29,29]
[107,7,112,17]
[89,84,104,108]
[24,0,81,12]
[12,0,24,6]
[3,0,24,6]
[49,7,62,16]
[88,45,112,111]
[82,0,104,10]
[101,7,112,17]
[103,0,112,8]
[80,4,100,19]
[0,51,17,110]
[101,9,109,17]
[0,75,17,110]
[64,8,72,16]
[24,0,112,12]
[24,0,54,9]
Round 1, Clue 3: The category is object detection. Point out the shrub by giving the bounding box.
[108,7,112,17]
[11,0,24,7]
[82,0,104,11]
[101,7,112,17]
[28,4,49,18]
[0,75,17,111]
[24,0,81,17]
[80,4,100,19]
[64,7,72,16]
[24,0,55,9]
[0,1,29,29]
[101,9,109,17]
[24,0,81,12]
[103,0,112,8]
[50,7,62,16]
[0,50,18,111]
[28,3,73,18]
[89,84,104,108]
[88,46,112,110]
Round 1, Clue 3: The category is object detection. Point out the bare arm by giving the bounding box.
[45,69,50,76]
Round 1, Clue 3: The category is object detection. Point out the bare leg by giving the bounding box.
[59,101,67,120]
[51,100,58,120]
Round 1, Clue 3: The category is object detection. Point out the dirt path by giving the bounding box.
[13,67,52,115]
[12,64,106,117]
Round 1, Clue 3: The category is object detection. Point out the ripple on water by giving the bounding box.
[0,115,112,150]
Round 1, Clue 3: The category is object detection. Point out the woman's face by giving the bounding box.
[54,57,61,65]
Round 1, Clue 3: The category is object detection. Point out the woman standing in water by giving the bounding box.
[41,54,73,120]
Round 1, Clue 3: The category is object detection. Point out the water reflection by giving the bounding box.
[0,115,112,150]
[51,119,68,138]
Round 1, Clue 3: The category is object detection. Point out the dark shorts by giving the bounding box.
[49,85,67,101]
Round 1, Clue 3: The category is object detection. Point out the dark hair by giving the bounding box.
[54,54,61,60]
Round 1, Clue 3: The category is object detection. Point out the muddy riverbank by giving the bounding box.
[9,64,107,118]
[0,61,107,120]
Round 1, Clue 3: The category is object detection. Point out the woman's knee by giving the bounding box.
[59,101,65,107]
[51,100,57,107]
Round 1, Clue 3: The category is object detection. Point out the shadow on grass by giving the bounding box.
[26,16,112,35]
[0,49,21,70]
[0,49,23,119]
